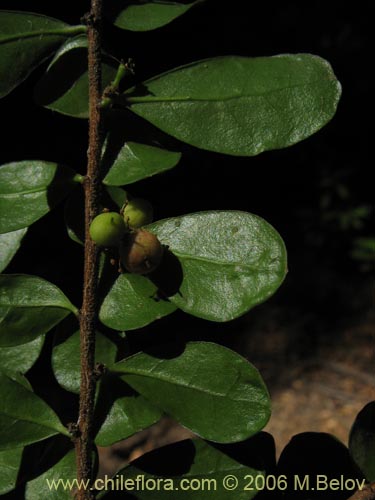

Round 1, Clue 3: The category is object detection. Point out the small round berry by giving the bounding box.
[120,229,163,275]
[123,198,153,229]
[89,212,127,247]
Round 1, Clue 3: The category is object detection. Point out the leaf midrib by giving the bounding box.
[171,248,274,272]
[0,25,87,45]
[118,366,256,404]
[126,79,332,105]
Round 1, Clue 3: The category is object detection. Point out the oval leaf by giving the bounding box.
[111,342,271,443]
[94,373,162,447]
[0,10,86,98]
[349,402,375,481]
[0,161,78,233]
[123,54,341,156]
[34,35,118,118]
[25,448,76,500]
[100,437,269,499]
[0,227,27,272]
[0,372,69,450]
[148,211,287,321]
[0,274,78,347]
[104,1,203,32]
[0,336,44,377]
[0,447,24,495]
[103,141,181,186]
[99,273,177,331]
[52,328,118,394]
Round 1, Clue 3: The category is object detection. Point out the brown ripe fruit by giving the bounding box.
[120,229,163,275]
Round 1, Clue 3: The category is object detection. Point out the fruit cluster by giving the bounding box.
[89,198,163,275]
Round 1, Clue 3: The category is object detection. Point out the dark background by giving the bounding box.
[0,1,373,489]
[1,0,372,344]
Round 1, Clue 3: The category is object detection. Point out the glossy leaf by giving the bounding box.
[0,447,24,495]
[0,228,27,272]
[52,328,118,394]
[111,342,271,443]
[0,10,86,98]
[34,35,118,118]
[101,437,271,499]
[94,373,162,446]
[105,185,128,209]
[25,448,76,500]
[0,336,44,376]
[349,401,375,481]
[0,161,78,233]
[123,54,341,156]
[99,273,177,331]
[104,0,204,32]
[148,211,287,321]
[103,141,181,186]
[0,372,69,450]
[0,274,78,347]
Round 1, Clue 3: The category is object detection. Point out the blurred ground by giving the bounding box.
[98,286,375,476]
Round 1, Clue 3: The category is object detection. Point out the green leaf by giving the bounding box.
[103,141,181,186]
[100,437,270,499]
[34,35,118,118]
[0,274,78,347]
[52,328,118,394]
[105,186,128,209]
[0,372,69,451]
[349,401,375,481]
[104,1,204,32]
[25,448,76,500]
[0,336,44,376]
[0,227,27,272]
[0,10,86,99]
[0,161,78,233]
[111,342,270,443]
[94,373,162,446]
[0,447,24,495]
[148,211,287,321]
[99,273,177,331]
[123,54,341,156]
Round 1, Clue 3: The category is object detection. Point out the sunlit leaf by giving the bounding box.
[99,273,176,331]
[122,54,341,156]
[0,447,24,495]
[100,436,274,499]
[0,161,78,233]
[94,373,162,446]
[0,372,69,451]
[103,141,181,186]
[52,328,118,394]
[147,211,287,321]
[111,342,270,443]
[0,228,27,272]
[34,35,118,118]
[26,448,76,500]
[0,10,86,98]
[0,336,44,376]
[0,274,78,347]
[104,0,204,32]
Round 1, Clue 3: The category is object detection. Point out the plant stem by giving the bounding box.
[75,1,103,498]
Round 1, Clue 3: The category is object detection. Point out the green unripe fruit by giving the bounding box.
[120,229,163,275]
[89,212,127,247]
[123,198,153,229]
